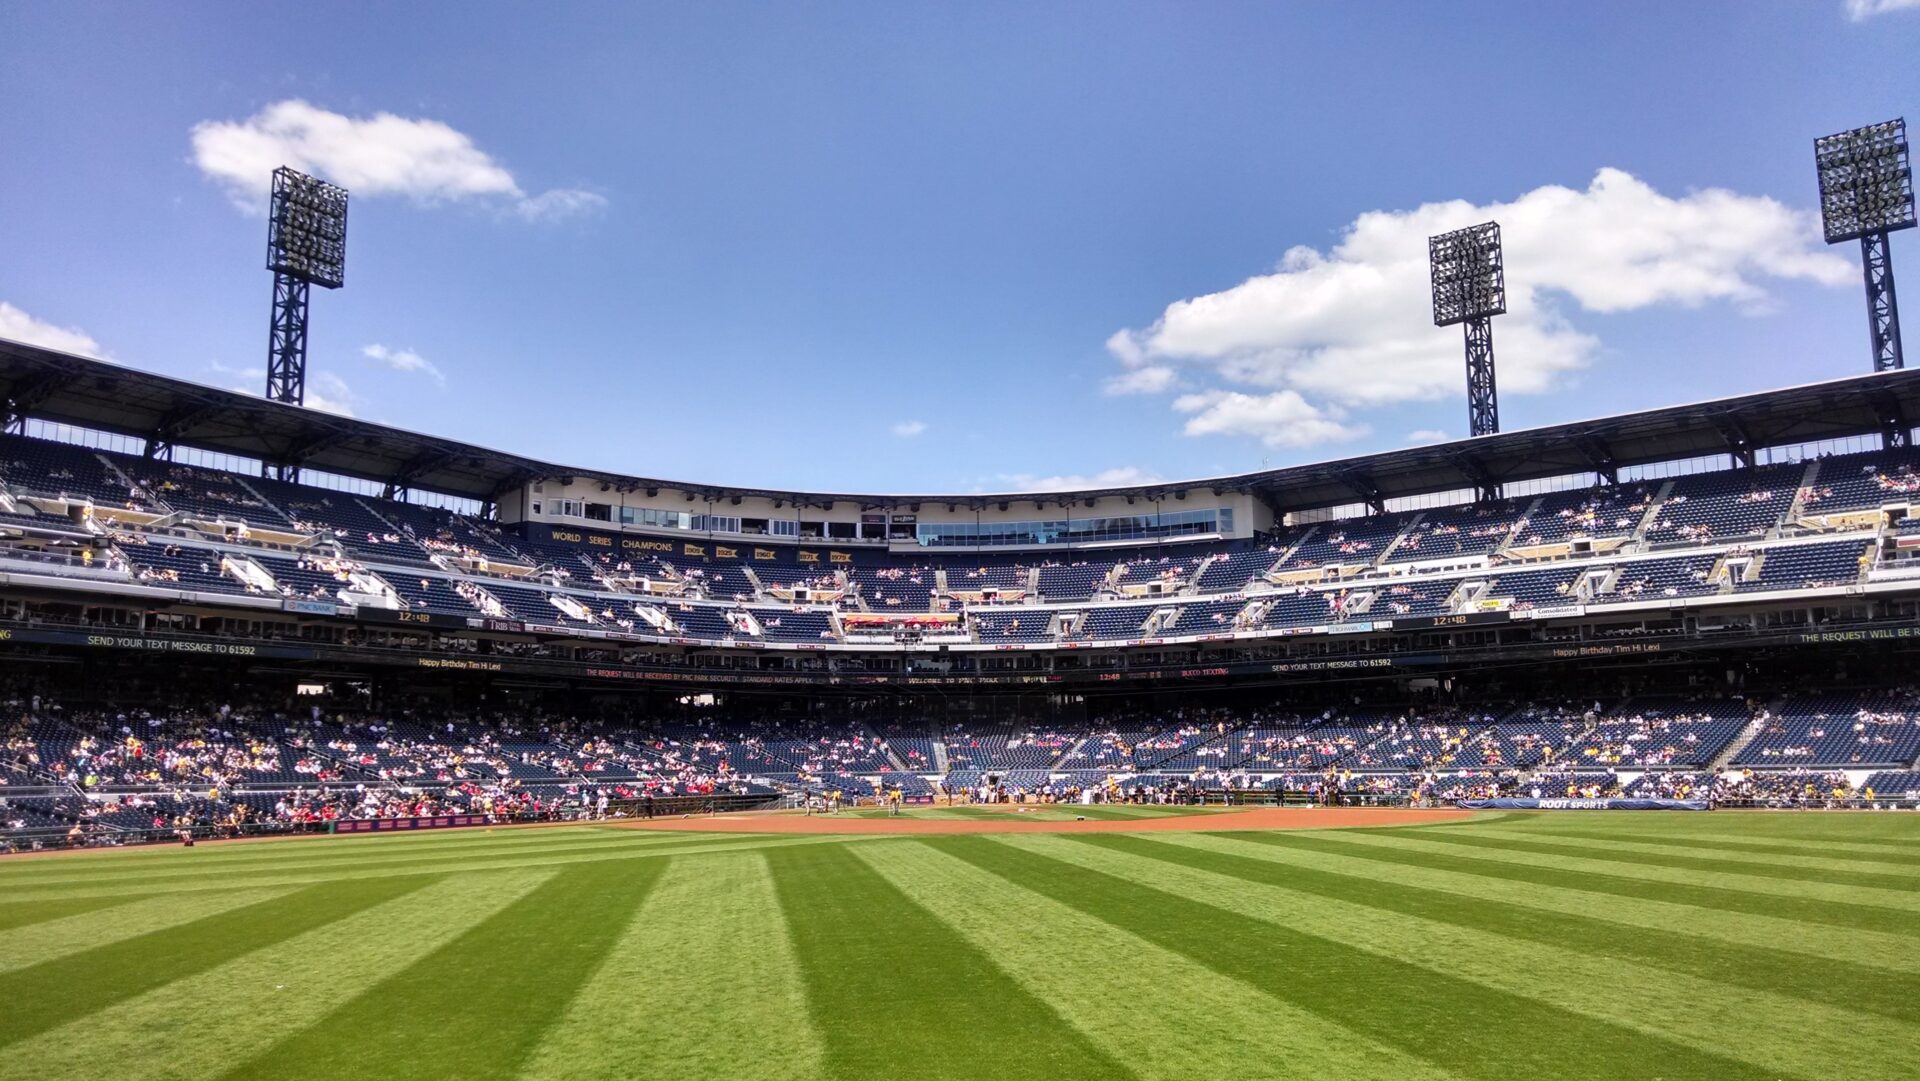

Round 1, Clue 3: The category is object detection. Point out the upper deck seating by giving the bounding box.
[1800,449,1920,515]
[1277,515,1413,572]
[1512,484,1657,546]
[1034,560,1115,601]
[112,456,292,531]
[0,435,147,509]
[1194,543,1286,592]
[1385,501,1523,563]
[376,502,531,566]
[1644,464,1800,544]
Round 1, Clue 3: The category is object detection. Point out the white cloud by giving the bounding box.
[0,302,106,359]
[1108,168,1852,447]
[304,372,357,417]
[1103,365,1177,395]
[890,419,928,438]
[1173,390,1368,448]
[514,188,609,222]
[992,466,1165,492]
[209,361,355,416]
[1102,327,1177,395]
[1846,0,1920,19]
[1405,429,1452,445]
[1105,328,1148,367]
[362,344,446,387]
[191,100,604,221]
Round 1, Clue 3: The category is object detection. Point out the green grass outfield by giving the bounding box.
[1,809,1917,1080]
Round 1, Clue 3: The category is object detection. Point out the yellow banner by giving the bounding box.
[716,546,738,560]
[682,543,705,557]
[798,551,820,563]
[753,548,778,561]
[829,550,852,563]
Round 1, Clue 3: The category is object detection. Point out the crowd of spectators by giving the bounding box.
[9,686,1920,851]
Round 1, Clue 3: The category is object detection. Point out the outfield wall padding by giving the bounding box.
[1455,798,1710,811]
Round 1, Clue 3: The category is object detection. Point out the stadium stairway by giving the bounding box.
[1052,732,1094,770]
[94,454,145,506]
[352,496,409,539]
[877,736,913,773]
[1708,710,1767,772]
[1377,517,1417,563]
[1494,500,1539,556]
[1188,553,1222,589]
[232,476,295,528]
[1632,480,1676,541]
[1785,461,1821,523]
[1266,526,1315,578]
[1378,515,1426,566]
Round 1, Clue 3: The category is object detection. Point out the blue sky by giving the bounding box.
[1,1,1917,493]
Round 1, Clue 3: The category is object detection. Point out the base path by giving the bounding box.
[612,805,1473,836]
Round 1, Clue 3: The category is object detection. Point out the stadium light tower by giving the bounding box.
[1429,221,1506,437]
[264,167,349,409]
[1815,118,1914,374]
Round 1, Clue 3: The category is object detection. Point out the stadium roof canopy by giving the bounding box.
[3,336,1917,513]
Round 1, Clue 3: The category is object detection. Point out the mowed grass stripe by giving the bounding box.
[225,858,666,1081]
[1334,826,1920,908]
[519,852,826,1081]
[1169,830,1920,971]
[767,842,1132,1081]
[0,832,851,900]
[1261,831,1920,935]
[0,869,555,1081]
[0,823,625,876]
[943,836,1784,1081]
[0,874,432,1047]
[1060,835,1920,1076]
[0,830,740,887]
[1377,826,1920,888]
[1119,833,1920,1026]
[1477,825,1920,868]
[1498,812,1920,850]
[0,894,134,932]
[855,839,1464,1081]
[0,886,296,974]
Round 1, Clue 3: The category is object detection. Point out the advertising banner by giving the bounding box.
[1456,797,1709,811]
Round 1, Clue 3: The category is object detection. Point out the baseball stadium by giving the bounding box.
[5,6,1920,1080]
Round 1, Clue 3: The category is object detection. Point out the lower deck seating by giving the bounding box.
[1737,692,1920,768]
